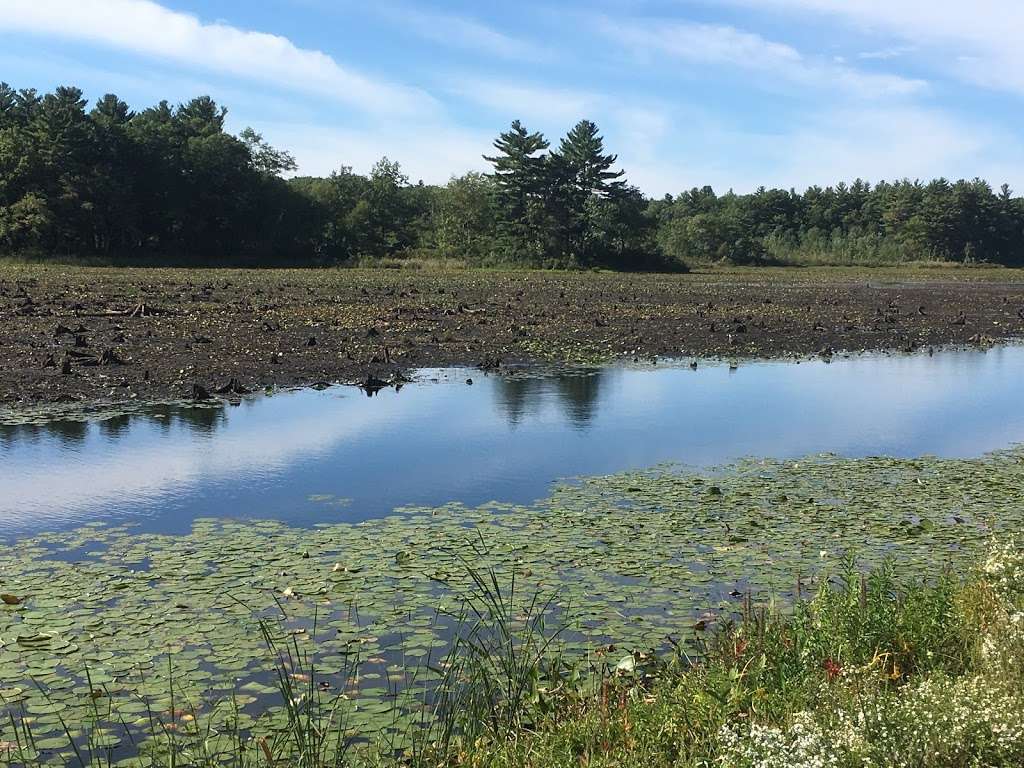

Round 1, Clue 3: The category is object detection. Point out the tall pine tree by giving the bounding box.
[556,120,624,199]
[484,120,550,262]
[551,120,626,265]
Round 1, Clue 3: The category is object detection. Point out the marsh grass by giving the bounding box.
[457,546,1024,768]
[421,559,577,757]
[1,606,363,768]
[3,544,1023,767]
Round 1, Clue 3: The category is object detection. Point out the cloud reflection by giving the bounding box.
[2,348,1023,535]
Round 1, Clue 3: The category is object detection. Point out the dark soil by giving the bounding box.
[2,265,1024,408]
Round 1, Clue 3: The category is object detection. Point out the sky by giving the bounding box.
[2,0,1024,196]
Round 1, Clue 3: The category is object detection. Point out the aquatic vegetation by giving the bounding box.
[715,540,1024,768]
[1,450,1023,764]
[457,539,1024,768]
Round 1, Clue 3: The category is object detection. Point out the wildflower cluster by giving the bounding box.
[718,713,840,768]
[982,538,1024,603]
[717,539,1024,768]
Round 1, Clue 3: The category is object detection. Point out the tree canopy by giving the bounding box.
[2,82,1024,269]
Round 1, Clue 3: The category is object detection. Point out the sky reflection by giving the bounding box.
[2,348,1023,537]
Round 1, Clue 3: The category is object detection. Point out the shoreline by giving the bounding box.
[3,265,1024,410]
[2,338,1021,426]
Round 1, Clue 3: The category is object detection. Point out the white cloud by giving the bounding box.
[450,77,673,138]
[598,18,926,98]
[721,0,1024,95]
[774,107,1000,187]
[0,0,437,115]
[451,79,603,127]
[382,4,548,62]
[621,106,1024,196]
[250,121,494,182]
[614,107,670,162]
[610,19,800,68]
[858,45,916,61]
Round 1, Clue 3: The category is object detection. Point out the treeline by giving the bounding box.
[0,84,314,261]
[652,179,1024,266]
[2,83,1024,268]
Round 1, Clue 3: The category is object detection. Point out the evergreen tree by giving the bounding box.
[550,120,627,265]
[89,94,136,253]
[484,120,550,262]
[28,86,93,253]
[556,120,625,199]
[0,84,48,250]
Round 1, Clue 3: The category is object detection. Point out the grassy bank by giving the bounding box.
[448,543,1024,768]
[3,540,1023,767]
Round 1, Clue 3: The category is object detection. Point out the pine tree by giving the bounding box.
[551,120,626,265]
[89,94,136,252]
[27,86,93,253]
[484,120,550,262]
[556,120,624,199]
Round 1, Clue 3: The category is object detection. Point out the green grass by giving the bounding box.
[3,541,1023,767]
[443,544,1024,768]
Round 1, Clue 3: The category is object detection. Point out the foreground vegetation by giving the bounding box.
[4,83,1024,269]
[449,540,1024,768]
[2,450,1024,765]
[3,540,1022,767]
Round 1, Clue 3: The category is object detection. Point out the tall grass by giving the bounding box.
[1,606,362,767]
[3,542,1023,767]
[461,544,1024,768]
[421,560,577,758]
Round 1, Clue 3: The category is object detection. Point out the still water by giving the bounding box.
[2,346,1024,536]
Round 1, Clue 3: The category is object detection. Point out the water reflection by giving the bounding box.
[2,346,1024,537]
[97,414,132,439]
[0,419,92,447]
[553,371,603,428]
[0,404,229,447]
[494,370,604,428]
[493,376,542,426]
[4,372,609,445]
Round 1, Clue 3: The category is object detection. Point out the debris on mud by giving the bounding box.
[2,265,1024,407]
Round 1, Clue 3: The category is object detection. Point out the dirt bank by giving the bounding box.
[2,265,1023,409]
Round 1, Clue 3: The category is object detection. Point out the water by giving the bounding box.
[2,346,1024,537]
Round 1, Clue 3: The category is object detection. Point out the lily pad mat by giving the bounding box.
[1,448,1020,764]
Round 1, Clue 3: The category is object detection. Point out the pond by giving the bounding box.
[3,345,1024,536]
[3,345,1024,763]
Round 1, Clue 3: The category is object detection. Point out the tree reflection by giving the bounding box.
[2,419,98,446]
[492,376,543,426]
[492,370,604,428]
[172,405,228,434]
[98,414,131,439]
[0,422,45,448]
[0,403,229,448]
[43,420,89,445]
[553,371,603,428]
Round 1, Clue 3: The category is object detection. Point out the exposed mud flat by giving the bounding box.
[2,265,1024,407]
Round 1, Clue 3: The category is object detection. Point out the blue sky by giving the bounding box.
[2,0,1024,195]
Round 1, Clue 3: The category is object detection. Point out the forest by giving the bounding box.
[3,83,1024,269]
